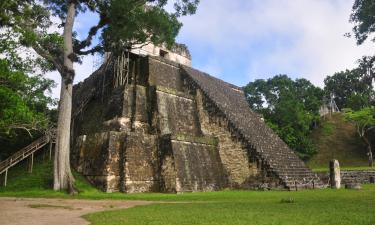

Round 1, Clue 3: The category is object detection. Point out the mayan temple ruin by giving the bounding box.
[71,45,323,193]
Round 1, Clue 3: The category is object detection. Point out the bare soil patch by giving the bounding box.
[0,197,151,225]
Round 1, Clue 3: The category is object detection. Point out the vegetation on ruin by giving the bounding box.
[1,158,375,225]
[1,0,200,192]
[244,56,374,162]
[345,107,375,167]
[307,113,369,169]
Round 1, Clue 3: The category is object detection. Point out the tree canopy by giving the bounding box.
[350,0,375,45]
[1,0,199,71]
[1,0,200,192]
[324,57,374,110]
[244,75,323,159]
[0,56,56,161]
[345,107,375,166]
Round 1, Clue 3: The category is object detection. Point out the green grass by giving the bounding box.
[321,121,335,136]
[0,158,375,225]
[83,186,375,225]
[312,166,375,172]
[2,156,375,224]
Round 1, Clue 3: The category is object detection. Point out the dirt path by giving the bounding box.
[0,197,152,225]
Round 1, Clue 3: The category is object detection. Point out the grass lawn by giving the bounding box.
[312,166,375,172]
[83,187,375,225]
[1,158,375,224]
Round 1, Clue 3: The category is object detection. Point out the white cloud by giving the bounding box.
[178,0,375,87]
[47,0,375,99]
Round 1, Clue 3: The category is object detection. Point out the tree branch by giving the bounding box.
[7,125,39,138]
[74,17,106,52]
[76,45,103,55]
[32,44,63,74]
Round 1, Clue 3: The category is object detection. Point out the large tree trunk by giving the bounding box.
[368,148,373,167]
[363,135,373,167]
[367,145,373,167]
[54,1,76,193]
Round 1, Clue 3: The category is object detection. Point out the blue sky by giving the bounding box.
[47,0,375,98]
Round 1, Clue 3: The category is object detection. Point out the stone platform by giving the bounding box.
[71,54,322,193]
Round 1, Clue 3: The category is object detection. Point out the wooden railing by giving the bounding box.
[0,131,55,186]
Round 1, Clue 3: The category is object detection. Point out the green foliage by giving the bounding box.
[0,3,56,160]
[244,75,323,159]
[345,107,375,133]
[0,58,56,160]
[0,59,54,136]
[321,122,335,136]
[1,0,200,72]
[102,1,180,52]
[345,107,375,166]
[348,0,375,110]
[42,0,199,57]
[100,0,198,53]
[324,68,373,110]
[347,93,369,110]
[350,0,375,45]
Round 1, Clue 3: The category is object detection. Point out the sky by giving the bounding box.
[46,0,375,99]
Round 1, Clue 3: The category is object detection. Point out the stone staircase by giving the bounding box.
[71,54,323,192]
[181,65,323,190]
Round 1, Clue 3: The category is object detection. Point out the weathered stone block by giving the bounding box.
[73,131,125,192]
[121,127,158,193]
[170,139,226,192]
[156,89,199,136]
[330,159,341,189]
[345,183,361,190]
[71,53,321,193]
[195,90,257,186]
[148,57,182,91]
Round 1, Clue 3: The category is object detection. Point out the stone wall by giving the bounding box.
[195,90,256,187]
[131,43,191,66]
[181,65,323,189]
[73,131,124,192]
[121,128,158,193]
[317,170,375,185]
[171,139,225,192]
[72,53,314,193]
[155,89,200,136]
[148,57,182,91]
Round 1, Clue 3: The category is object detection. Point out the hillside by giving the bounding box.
[307,113,368,169]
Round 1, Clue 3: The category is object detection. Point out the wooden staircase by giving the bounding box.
[0,131,56,187]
